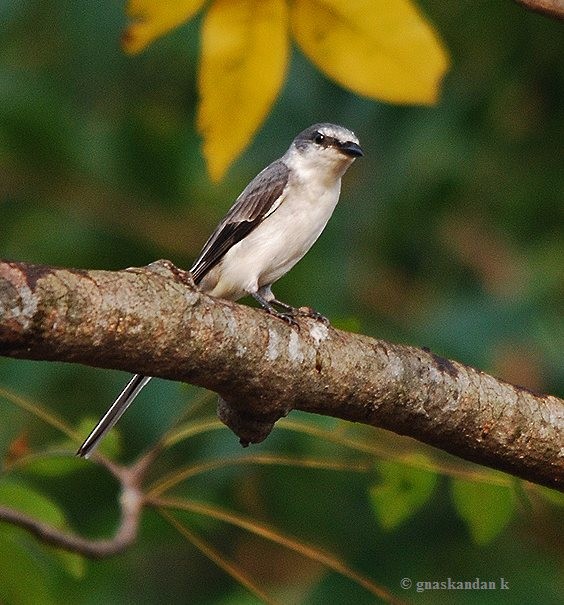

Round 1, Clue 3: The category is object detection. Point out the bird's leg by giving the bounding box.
[251,292,299,326]
[269,298,299,313]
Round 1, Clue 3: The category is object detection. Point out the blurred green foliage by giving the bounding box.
[369,454,438,531]
[0,1,562,603]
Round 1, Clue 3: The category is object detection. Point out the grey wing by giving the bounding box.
[190,160,289,284]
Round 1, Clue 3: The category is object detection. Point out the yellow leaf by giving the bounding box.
[291,0,449,105]
[198,0,288,181]
[123,0,206,55]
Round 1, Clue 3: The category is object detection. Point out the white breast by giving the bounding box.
[201,174,342,300]
[199,144,355,301]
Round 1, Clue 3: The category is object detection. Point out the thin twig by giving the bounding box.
[151,496,408,605]
[0,455,151,558]
[0,479,141,558]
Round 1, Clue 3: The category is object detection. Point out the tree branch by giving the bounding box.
[513,0,564,20]
[1,260,563,491]
[0,456,145,558]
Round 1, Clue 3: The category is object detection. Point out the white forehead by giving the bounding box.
[317,124,359,144]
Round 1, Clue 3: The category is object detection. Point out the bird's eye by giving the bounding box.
[314,132,325,145]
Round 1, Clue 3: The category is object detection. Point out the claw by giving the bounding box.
[297,306,330,325]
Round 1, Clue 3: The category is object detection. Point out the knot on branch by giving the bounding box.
[217,396,290,446]
[140,259,195,286]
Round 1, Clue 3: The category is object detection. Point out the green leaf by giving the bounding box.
[0,478,67,528]
[53,550,85,579]
[451,478,516,544]
[534,485,564,508]
[0,533,55,605]
[0,478,85,578]
[21,452,86,478]
[369,453,438,530]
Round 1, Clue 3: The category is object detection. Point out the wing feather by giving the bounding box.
[190,160,289,284]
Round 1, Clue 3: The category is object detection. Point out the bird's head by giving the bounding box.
[289,123,363,179]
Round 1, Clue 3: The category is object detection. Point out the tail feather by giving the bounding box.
[77,374,152,458]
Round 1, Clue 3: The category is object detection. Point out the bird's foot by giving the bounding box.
[252,293,328,327]
[270,299,329,326]
[296,306,330,325]
[265,307,300,327]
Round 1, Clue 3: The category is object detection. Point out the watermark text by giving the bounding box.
[401,577,509,593]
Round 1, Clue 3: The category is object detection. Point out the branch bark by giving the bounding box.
[1,260,563,491]
[513,0,564,20]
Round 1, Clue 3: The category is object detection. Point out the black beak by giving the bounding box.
[339,141,364,158]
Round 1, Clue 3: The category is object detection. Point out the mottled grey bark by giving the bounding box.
[1,259,563,490]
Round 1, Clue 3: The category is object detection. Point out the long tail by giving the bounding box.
[77,374,152,459]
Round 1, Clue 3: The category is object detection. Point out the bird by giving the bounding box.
[77,123,363,458]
